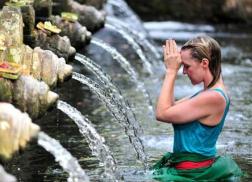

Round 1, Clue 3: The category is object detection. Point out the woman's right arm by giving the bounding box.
[175,97,190,105]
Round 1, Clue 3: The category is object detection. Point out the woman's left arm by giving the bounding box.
[156,39,182,121]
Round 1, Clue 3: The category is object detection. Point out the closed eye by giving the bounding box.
[183,64,190,69]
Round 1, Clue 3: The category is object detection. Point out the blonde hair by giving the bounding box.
[181,35,222,88]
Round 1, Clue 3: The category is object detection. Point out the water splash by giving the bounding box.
[72,72,148,169]
[118,168,153,182]
[105,24,153,74]
[57,100,117,181]
[107,16,161,61]
[37,131,89,182]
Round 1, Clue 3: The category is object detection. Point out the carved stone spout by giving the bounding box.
[0,44,72,87]
[25,46,73,86]
[50,15,92,48]
[53,0,106,32]
[0,102,40,159]
[30,29,76,61]
[0,76,59,118]
[68,0,106,31]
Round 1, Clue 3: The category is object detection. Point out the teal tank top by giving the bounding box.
[173,88,230,157]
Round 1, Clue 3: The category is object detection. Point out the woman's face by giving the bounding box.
[181,49,204,85]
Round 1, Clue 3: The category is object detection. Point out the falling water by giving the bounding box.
[74,53,141,132]
[89,39,154,117]
[90,38,139,82]
[37,131,89,182]
[0,165,16,182]
[57,100,117,181]
[75,53,125,98]
[72,72,148,169]
[105,23,153,74]
[105,0,148,35]
[72,72,123,123]
[106,16,161,61]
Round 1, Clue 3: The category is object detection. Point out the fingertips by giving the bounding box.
[172,40,177,53]
[163,45,167,55]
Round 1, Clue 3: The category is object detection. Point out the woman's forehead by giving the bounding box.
[181,49,193,62]
[181,49,191,56]
[181,49,200,65]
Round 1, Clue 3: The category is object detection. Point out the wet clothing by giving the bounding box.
[173,88,230,157]
[151,152,243,182]
[152,89,243,181]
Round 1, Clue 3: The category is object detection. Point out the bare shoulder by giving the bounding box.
[196,89,228,126]
[190,89,226,110]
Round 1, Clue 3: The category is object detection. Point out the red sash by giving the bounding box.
[175,159,215,170]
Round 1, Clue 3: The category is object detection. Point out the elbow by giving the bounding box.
[155,114,162,122]
[156,116,165,122]
[155,109,162,120]
[155,111,170,123]
[155,109,174,123]
[155,111,163,121]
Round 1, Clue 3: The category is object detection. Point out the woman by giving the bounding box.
[152,36,242,181]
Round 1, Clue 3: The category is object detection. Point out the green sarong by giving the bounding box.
[151,152,243,182]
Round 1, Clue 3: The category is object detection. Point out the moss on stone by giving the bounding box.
[0,78,13,102]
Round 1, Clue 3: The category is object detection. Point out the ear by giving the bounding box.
[201,58,209,68]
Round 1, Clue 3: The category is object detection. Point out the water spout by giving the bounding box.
[90,38,139,82]
[75,53,141,133]
[105,0,148,35]
[37,132,89,182]
[88,40,155,117]
[105,24,153,74]
[0,165,16,182]
[72,72,148,169]
[106,17,161,61]
[57,100,117,181]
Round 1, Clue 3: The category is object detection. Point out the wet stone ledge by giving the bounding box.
[0,0,107,120]
[0,4,73,119]
[0,6,73,86]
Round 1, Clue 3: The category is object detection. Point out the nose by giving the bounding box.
[183,66,187,75]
